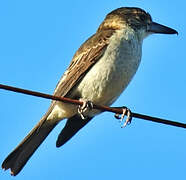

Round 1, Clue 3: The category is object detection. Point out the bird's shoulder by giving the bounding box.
[72,29,115,60]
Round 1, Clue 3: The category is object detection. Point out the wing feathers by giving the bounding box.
[54,30,114,98]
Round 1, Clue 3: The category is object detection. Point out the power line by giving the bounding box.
[0,83,186,129]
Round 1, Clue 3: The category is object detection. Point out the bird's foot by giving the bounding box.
[78,99,94,119]
[114,106,132,128]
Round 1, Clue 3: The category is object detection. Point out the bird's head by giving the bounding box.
[98,7,178,40]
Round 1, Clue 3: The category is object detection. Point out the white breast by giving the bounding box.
[48,28,143,120]
[76,28,142,106]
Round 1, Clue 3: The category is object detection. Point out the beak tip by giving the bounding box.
[171,29,178,35]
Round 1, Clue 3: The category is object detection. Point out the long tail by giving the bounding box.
[2,113,58,176]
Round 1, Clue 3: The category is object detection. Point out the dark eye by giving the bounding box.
[139,14,146,21]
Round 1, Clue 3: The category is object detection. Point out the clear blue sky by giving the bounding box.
[0,0,186,179]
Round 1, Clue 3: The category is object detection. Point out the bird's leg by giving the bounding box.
[114,106,132,128]
[78,99,94,119]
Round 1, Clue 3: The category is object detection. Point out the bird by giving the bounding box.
[2,7,178,176]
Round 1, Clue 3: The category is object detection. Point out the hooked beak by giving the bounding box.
[147,22,178,35]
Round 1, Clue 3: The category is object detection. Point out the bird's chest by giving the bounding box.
[76,31,142,105]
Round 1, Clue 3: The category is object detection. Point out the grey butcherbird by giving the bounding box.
[2,7,178,176]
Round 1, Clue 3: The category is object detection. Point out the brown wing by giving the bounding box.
[53,30,114,97]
